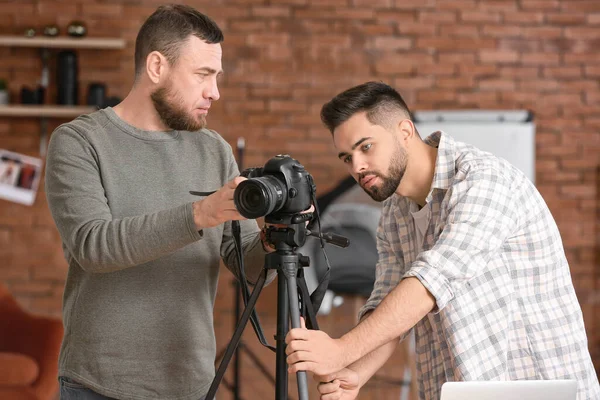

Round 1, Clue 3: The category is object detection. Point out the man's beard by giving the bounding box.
[151,82,206,131]
[359,145,407,202]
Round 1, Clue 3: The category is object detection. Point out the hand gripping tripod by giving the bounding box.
[205,213,348,400]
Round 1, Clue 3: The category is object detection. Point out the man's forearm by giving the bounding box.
[339,277,435,366]
[349,339,398,387]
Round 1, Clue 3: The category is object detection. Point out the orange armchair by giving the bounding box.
[0,283,63,400]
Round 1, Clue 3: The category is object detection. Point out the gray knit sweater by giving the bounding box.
[45,107,269,400]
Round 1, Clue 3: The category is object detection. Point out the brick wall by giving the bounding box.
[0,0,598,396]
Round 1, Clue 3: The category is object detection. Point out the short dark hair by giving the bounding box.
[320,81,412,134]
[134,4,224,78]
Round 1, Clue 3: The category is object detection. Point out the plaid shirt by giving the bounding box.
[359,132,600,400]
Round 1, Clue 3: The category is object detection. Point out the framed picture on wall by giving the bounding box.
[0,149,43,206]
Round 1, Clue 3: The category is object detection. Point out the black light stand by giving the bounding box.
[206,213,348,400]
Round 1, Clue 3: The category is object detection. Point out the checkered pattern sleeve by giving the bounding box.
[404,166,519,312]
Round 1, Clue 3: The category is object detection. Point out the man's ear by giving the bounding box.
[146,51,168,84]
[398,118,416,142]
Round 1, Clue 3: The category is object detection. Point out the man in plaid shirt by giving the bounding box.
[285,82,600,400]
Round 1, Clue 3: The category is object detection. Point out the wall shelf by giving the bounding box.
[0,105,96,118]
[0,35,125,50]
[0,35,124,155]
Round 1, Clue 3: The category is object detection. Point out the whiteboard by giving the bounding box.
[413,110,536,184]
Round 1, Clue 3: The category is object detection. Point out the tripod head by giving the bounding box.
[265,212,350,252]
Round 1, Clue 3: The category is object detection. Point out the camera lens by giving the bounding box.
[234,175,286,219]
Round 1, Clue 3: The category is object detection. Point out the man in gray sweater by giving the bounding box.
[45,5,274,400]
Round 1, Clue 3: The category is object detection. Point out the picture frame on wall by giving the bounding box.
[0,149,43,206]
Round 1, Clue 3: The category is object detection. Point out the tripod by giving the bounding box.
[206,215,339,400]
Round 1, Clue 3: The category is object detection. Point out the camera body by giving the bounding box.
[234,155,314,223]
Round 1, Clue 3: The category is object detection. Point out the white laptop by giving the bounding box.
[440,380,578,400]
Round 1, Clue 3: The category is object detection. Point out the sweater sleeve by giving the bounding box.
[45,125,202,273]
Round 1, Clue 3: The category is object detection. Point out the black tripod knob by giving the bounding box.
[299,255,310,267]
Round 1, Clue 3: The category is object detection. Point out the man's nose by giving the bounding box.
[207,79,220,101]
[352,156,367,176]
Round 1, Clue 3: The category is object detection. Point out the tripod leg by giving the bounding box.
[276,269,289,400]
[205,270,268,400]
[234,279,241,400]
[284,262,309,400]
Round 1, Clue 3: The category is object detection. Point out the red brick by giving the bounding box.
[435,0,477,10]
[482,25,523,37]
[374,10,416,23]
[392,76,434,89]
[502,11,545,24]
[419,11,457,23]
[309,0,349,5]
[565,27,600,39]
[276,0,308,4]
[0,2,35,14]
[536,158,560,172]
[436,77,475,89]
[372,36,412,50]
[521,52,561,65]
[229,20,267,32]
[439,53,476,64]
[520,0,560,10]
[374,56,414,75]
[459,63,498,77]
[417,89,458,103]
[397,22,437,36]
[252,6,291,17]
[393,0,436,8]
[457,91,499,106]
[522,26,564,39]
[419,63,457,76]
[439,24,479,37]
[353,0,393,7]
[10,281,54,296]
[355,24,394,35]
[268,100,308,113]
[478,0,518,11]
[543,66,583,79]
[31,262,68,281]
[81,3,124,17]
[564,52,600,64]
[559,80,599,92]
[540,171,582,183]
[584,65,600,78]
[335,8,376,19]
[417,37,496,51]
[460,11,502,23]
[546,12,587,25]
[588,13,600,24]
[479,50,520,63]
[478,79,517,91]
[561,0,600,12]
[559,185,596,199]
[499,66,540,79]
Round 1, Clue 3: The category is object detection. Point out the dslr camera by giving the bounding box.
[234,155,315,223]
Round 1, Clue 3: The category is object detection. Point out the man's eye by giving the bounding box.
[362,143,372,151]
[343,156,352,164]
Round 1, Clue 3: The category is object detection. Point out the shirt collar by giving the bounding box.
[424,130,457,198]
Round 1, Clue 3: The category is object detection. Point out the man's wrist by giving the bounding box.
[338,335,357,368]
[192,200,206,231]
